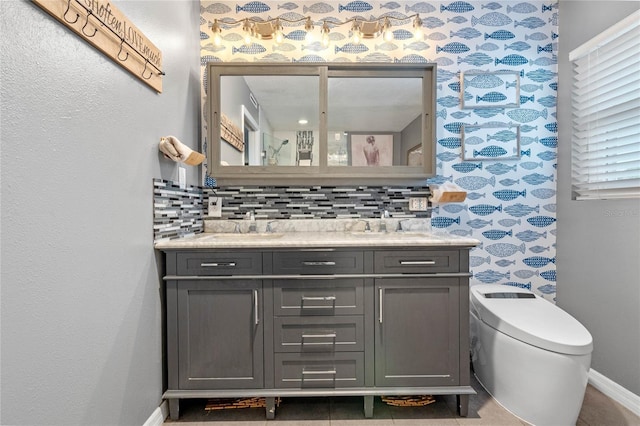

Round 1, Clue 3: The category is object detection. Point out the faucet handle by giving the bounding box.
[266,220,278,233]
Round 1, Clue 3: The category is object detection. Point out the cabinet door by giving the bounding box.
[177,280,263,389]
[375,278,459,387]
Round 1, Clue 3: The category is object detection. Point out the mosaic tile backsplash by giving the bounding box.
[153,179,204,242]
[208,186,431,220]
[199,0,559,301]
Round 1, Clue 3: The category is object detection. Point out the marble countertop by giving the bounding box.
[155,219,479,250]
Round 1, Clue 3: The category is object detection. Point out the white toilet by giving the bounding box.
[469,284,593,426]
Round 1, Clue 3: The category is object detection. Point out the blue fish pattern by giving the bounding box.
[493,189,526,201]
[515,230,547,242]
[522,173,553,185]
[452,162,482,173]
[459,53,493,66]
[470,255,492,267]
[236,1,270,13]
[523,256,555,268]
[471,12,512,27]
[405,2,436,13]
[484,29,515,40]
[514,269,540,279]
[540,270,557,282]
[499,178,520,186]
[475,269,510,283]
[482,229,512,240]
[467,218,493,229]
[470,204,502,216]
[474,145,508,158]
[441,1,475,13]
[437,42,471,54]
[451,27,483,39]
[527,215,557,227]
[505,41,531,51]
[505,281,532,290]
[431,216,461,228]
[455,175,496,191]
[498,218,521,227]
[485,242,526,257]
[199,0,560,300]
[514,16,546,29]
[338,1,373,12]
[504,203,539,217]
[507,2,538,13]
[495,53,528,66]
[476,42,500,51]
[485,163,517,175]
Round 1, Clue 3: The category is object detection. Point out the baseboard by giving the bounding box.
[589,369,640,417]
[142,400,169,426]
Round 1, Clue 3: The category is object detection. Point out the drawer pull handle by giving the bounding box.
[302,261,337,266]
[200,262,236,267]
[379,288,384,323]
[399,260,436,266]
[301,295,336,309]
[301,296,336,302]
[302,369,337,376]
[253,289,260,325]
[301,333,337,339]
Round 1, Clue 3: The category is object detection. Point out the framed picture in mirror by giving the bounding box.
[350,134,394,166]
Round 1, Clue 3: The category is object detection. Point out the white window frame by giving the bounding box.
[569,10,640,200]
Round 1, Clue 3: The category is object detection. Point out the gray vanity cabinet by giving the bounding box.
[161,245,474,420]
[374,277,460,387]
[175,280,264,390]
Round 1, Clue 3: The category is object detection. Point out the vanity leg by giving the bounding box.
[265,397,276,420]
[169,399,180,420]
[363,395,374,418]
[457,394,469,417]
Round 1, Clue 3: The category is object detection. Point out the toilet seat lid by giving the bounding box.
[470,285,593,355]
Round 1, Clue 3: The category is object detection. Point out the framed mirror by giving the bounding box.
[207,63,436,185]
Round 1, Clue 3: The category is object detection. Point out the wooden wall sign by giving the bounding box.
[220,114,244,152]
[33,0,164,92]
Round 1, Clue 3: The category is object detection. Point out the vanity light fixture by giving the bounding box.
[211,13,426,47]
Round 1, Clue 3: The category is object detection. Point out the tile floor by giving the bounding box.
[163,375,640,425]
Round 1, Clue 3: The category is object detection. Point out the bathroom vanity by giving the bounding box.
[156,222,478,420]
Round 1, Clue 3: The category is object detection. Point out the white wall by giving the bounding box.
[0,1,201,424]
[556,1,640,396]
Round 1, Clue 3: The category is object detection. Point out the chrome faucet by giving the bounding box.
[266,220,278,233]
[246,211,257,233]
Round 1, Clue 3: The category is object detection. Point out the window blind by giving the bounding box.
[569,10,640,200]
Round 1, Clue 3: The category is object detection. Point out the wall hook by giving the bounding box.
[117,39,129,62]
[141,60,153,80]
[81,10,98,37]
[63,0,79,24]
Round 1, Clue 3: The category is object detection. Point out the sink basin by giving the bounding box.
[348,232,390,237]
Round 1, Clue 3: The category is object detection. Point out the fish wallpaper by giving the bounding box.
[199,0,559,301]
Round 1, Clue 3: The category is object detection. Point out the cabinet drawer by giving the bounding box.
[176,252,262,276]
[274,316,364,353]
[272,251,364,274]
[275,352,364,388]
[273,279,364,316]
[374,250,460,274]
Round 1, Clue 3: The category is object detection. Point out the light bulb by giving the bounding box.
[211,19,223,46]
[321,21,330,47]
[382,18,393,41]
[413,15,424,40]
[242,18,253,45]
[351,20,361,44]
[274,19,284,44]
[304,17,314,42]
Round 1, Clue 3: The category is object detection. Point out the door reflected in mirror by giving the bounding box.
[220,74,319,167]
